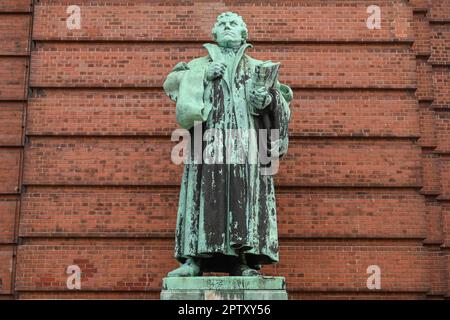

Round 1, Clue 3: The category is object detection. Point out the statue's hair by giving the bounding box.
[212,12,248,43]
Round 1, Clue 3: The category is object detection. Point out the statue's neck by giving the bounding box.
[218,44,242,54]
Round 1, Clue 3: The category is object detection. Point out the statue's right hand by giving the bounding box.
[206,62,226,81]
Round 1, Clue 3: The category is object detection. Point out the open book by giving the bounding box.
[253,60,280,90]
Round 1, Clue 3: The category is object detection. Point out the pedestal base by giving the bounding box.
[160,276,288,300]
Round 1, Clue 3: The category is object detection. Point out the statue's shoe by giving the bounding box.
[242,267,261,276]
[230,264,261,276]
[167,259,201,277]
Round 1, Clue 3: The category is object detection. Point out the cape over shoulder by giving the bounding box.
[186,56,211,69]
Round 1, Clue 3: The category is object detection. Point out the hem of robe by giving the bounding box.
[176,251,278,273]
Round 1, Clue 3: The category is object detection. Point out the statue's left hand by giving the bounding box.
[250,87,272,110]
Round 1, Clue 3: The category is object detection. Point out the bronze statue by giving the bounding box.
[163,12,292,277]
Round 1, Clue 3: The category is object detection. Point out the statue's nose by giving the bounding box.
[224,24,231,30]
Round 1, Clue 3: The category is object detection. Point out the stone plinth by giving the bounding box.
[160,276,288,300]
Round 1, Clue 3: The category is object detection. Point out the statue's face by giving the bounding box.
[214,16,245,47]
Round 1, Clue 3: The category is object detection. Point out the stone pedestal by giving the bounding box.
[160,276,288,300]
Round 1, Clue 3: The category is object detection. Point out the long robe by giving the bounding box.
[163,42,293,272]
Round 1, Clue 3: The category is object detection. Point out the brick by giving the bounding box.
[27,89,178,136]
[23,137,422,187]
[439,155,450,199]
[435,110,450,152]
[23,137,182,186]
[426,247,447,295]
[0,0,32,12]
[289,292,425,300]
[17,292,159,299]
[0,247,13,295]
[421,152,441,195]
[416,58,434,101]
[430,24,450,66]
[0,199,17,243]
[278,139,421,187]
[424,199,444,243]
[432,67,450,108]
[30,43,417,89]
[19,187,426,239]
[412,12,431,56]
[15,240,430,293]
[409,0,431,12]
[418,102,437,147]
[429,0,450,22]
[15,240,176,292]
[27,89,420,138]
[442,204,450,247]
[0,102,23,146]
[20,186,178,237]
[447,255,450,297]
[0,57,28,100]
[33,0,413,42]
[0,15,30,55]
[268,90,420,138]
[0,149,21,193]
[269,242,430,292]
[277,189,426,239]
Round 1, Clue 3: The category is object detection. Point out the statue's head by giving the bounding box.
[212,12,248,48]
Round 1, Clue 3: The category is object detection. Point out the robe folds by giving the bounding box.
[163,43,293,271]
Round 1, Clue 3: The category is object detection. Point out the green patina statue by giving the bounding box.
[163,12,293,277]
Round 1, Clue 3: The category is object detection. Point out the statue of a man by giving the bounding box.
[163,12,293,277]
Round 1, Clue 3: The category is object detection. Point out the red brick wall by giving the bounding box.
[0,0,31,300]
[0,0,449,299]
[409,0,450,300]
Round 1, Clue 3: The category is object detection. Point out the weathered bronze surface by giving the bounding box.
[163,12,292,277]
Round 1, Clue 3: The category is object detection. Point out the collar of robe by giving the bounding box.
[203,42,253,62]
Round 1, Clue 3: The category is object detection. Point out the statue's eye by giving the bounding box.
[231,21,237,26]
